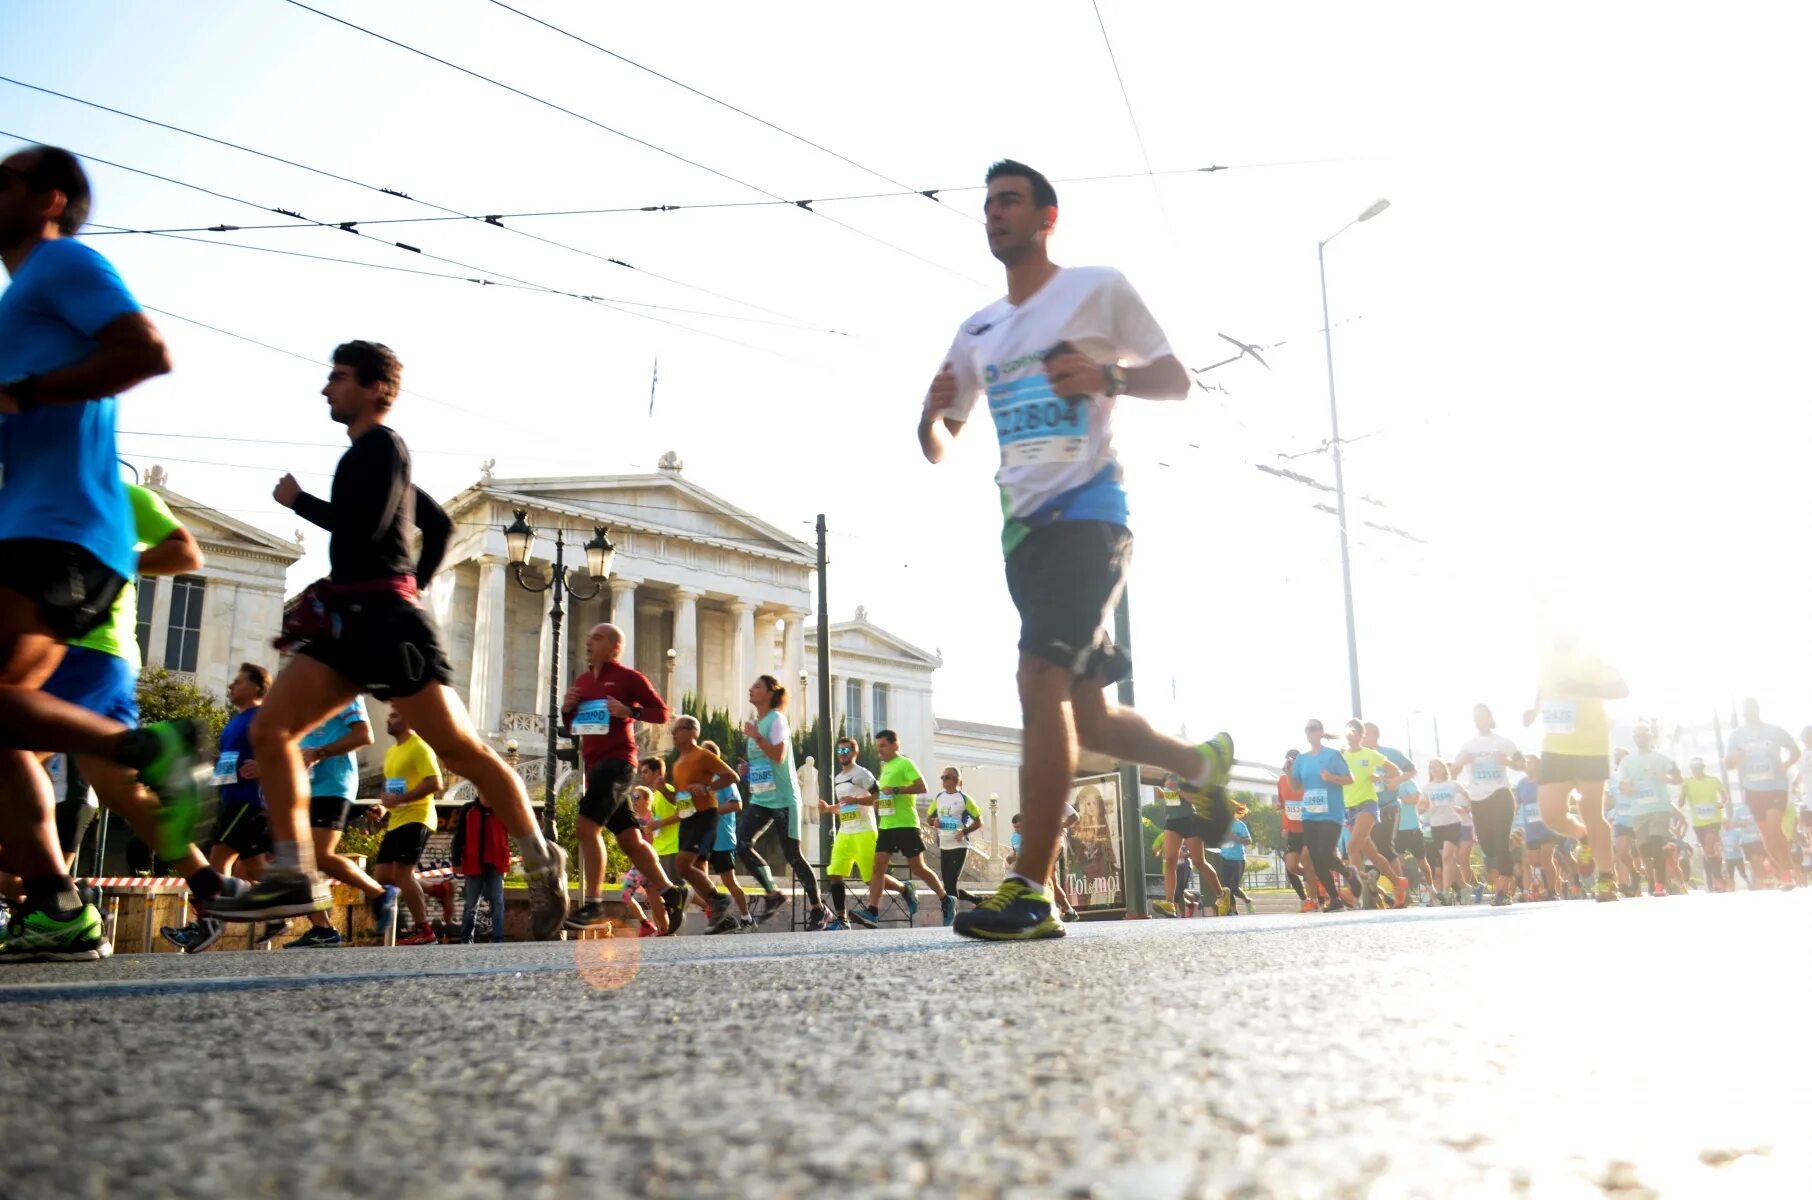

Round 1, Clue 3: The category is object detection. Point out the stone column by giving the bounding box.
[146,575,175,669]
[608,578,639,670]
[469,556,508,735]
[671,588,699,707]
[754,612,779,677]
[782,610,805,693]
[729,602,754,705]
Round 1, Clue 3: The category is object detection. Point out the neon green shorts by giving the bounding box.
[828,829,877,880]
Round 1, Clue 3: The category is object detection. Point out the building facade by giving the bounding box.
[139,467,303,696]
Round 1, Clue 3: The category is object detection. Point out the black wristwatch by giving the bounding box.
[630,703,644,720]
[3,375,42,413]
[1102,363,1128,397]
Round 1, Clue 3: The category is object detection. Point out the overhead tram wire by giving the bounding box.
[96,227,826,330]
[0,133,785,355]
[483,0,981,227]
[279,0,996,290]
[1090,0,1171,227]
[0,75,835,332]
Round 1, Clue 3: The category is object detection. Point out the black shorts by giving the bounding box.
[294,590,452,703]
[707,849,736,874]
[1541,753,1610,784]
[215,803,273,860]
[0,539,128,641]
[310,794,354,831]
[1397,827,1426,859]
[1165,812,1214,841]
[374,822,432,867]
[1745,789,1789,818]
[579,759,639,835]
[1431,823,1464,848]
[1285,830,1305,853]
[875,826,926,858]
[677,809,719,858]
[1003,520,1132,684]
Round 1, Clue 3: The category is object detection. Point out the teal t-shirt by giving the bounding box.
[745,709,797,810]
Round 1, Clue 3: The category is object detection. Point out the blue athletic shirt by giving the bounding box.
[1291,748,1349,823]
[1377,746,1413,805]
[214,706,261,808]
[1395,779,1422,831]
[0,239,142,577]
[713,783,739,853]
[1220,818,1249,861]
[302,698,368,800]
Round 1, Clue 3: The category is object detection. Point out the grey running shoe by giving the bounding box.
[205,870,328,922]
[525,845,571,941]
[706,893,739,935]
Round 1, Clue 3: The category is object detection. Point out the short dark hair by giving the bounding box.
[236,662,271,697]
[14,145,92,235]
[639,759,666,777]
[875,729,899,745]
[985,159,1057,211]
[331,340,403,407]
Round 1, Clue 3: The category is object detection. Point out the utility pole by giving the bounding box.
[1114,591,1148,917]
[815,515,835,850]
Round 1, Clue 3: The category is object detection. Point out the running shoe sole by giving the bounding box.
[951,918,1065,942]
[526,846,572,941]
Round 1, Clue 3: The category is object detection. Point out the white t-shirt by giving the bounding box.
[931,789,983,850]
[1457,733,1518,800]
[1727,723,1797,793]
[1424,780,1471,827]
[832,765,878,835]
[938,266,1172,546]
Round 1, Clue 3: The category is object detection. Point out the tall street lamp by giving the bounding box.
[1319,196,1390,719]
[504,509,615,838]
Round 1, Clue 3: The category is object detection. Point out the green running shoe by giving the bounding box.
[138,718,212,861]
[951,879,1065,941]
[0,903,112,963]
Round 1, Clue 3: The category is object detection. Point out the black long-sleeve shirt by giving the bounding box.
[293,425,420,584]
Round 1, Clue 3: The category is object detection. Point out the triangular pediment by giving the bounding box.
[808,617,942,669]
[445,473,813,564]
[150,485,303,561]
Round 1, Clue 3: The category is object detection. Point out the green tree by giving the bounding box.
[135,666,232,746]
[1239,792,1282,852]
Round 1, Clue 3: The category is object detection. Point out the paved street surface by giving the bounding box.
[4,893,1806,1199]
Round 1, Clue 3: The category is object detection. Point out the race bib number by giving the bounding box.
[212,752,240,786]
[838,804,863,823]
[1473,760,1505,789]
[748,754,776,797]
[1303,788,1330,816]
[1284,800,1303,821]
[1743,755,1776,783]
[384,777,407,798]
[1542,700,1578,736]
[992,377,1090,468]
[1613,789,1633,818]
[1694,802,1718,822]
[938,815,960,831]
[1221,841,1240,856]
[675,800,696,819]
[1429,786,1454,812]
[571,699,611,736]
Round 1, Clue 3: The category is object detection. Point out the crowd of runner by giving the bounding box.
[5,145,1799,962]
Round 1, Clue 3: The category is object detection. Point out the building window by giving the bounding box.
[872,682,890,733]
[135,578,158,666]
[845,677,864,739]
[163,575,206,673]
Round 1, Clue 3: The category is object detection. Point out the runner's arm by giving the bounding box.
[413,487,451,585]
[399,774,442,804]
[301,723,373,765]
[0,312,170,411]
[135,526,202,576]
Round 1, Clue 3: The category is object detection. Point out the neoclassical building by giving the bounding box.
[139,467,303,695]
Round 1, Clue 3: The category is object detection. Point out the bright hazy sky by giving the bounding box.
[6,1,1810,763]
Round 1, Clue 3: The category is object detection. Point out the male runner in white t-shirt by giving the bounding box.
[918,159,1234,940]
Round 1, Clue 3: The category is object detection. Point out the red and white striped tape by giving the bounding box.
[78,877,188,890]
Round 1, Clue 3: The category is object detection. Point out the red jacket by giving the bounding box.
[452,800,511,875]
[560,660,668,769]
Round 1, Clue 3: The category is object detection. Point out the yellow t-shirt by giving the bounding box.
[381,733,441,831]
[1538,644,1617,757]
[1681,777,1724,827]
[1342,747,1388,806]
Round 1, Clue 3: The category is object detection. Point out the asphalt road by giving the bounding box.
[3,892,1805,1200]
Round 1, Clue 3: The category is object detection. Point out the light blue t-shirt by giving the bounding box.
[1727,723,1797,793]
[1220,818,1249,862]
[1729,801,1761,846]
[1395,780,1422,831]
[1376,746,1413,805]
[1291,748,1349,823]
[0,239,142,578]
[1620,750,1678,817]
[301,698,368,801]
[712,784,739,853]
